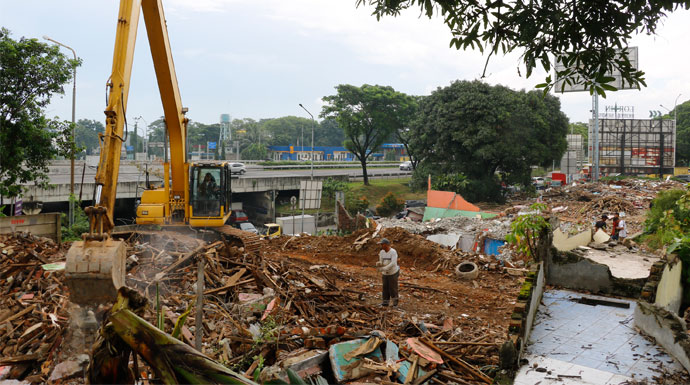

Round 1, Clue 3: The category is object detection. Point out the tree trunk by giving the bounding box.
[89,287,255,385]
[360,157,369,185]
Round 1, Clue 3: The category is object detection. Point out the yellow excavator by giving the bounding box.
[65,0,259,306]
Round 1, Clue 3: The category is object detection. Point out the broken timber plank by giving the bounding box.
[0,353,42,365]
[154,242,217,281]
[203,278,254,296]
[420,338,491,384]
[0,304,36,324]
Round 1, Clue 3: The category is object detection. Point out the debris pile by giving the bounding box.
[0,233,70,383]
[1,222,524,383]
[377,216,511,240]
[517,179,686,235]
[109,228,523,384]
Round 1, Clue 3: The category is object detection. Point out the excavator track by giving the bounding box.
[214,225,262,255]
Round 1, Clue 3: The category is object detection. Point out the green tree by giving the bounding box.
[394,95,422,169]
[260,116,311,147]
[314,118,345,147]
[230,118,267,157]
[187,121,221,158]
[75,119,104,156]
[673,99,690,166]
[0,28,79,198]
[355,0,684,95]
[146,117,166,158]
[241,143,268,160]
[321,84,417,185]
[411,80,568,201]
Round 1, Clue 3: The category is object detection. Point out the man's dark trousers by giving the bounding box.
[382,271,399,306]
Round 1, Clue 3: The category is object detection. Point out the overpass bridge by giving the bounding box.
[6,160,411,222]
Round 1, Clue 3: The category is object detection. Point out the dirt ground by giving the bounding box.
[263,227,524,345]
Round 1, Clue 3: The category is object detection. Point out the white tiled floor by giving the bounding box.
[514,289,685,384]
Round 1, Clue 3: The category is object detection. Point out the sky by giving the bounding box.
[1,0,689,133]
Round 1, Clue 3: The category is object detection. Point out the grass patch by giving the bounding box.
[275,178,424,216]
[347,178,425,206]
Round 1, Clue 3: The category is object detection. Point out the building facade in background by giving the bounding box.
[267,145,388,161]
[588,118,676,176]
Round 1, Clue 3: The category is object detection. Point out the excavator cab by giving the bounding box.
[188,163,232,227]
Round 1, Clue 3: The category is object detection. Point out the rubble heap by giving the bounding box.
[1,223,525,384]
[517,179,687,235]
[0,233,70,383]
[377,216,511,240]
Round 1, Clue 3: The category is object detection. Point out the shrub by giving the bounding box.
[645,189,687,234]
[376,192,404,217]
[345,195,369,215]
[61,195,90,241]
[322,177,348,201]
[410,162,505,203]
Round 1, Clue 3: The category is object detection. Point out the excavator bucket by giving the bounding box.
[65,239,127,306]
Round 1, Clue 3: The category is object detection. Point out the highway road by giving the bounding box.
[239,167,411,179]
[26,161,411,185]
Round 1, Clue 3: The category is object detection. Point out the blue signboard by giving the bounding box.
[208,142,217,150]
[126,145,134,151]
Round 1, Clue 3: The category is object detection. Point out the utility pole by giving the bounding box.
[299,104,316,180]
[592,92,600,181]
[133,119,138,160]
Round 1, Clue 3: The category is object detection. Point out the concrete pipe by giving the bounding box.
[455,261,479,280]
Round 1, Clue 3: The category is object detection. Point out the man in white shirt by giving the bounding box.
[375,238,399,307]
[616,212,627,240]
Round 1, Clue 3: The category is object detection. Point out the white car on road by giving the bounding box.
[399,161,412,171]
[230,162,246,175]
[238,222,258,234]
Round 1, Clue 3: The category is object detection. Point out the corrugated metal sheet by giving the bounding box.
[422,207,498,222]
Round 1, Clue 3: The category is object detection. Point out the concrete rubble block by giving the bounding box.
[552,228,592,252]
[425,233,461,249]
[593,228,610,244]
[48,354,89,383]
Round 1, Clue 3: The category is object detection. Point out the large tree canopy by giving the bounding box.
[74,119,104,156]
[257,116,345,148]
[673,99,690,166]
[411,80,568,201]
[0,28,79,197]
[356,0,689,95]
[321,84,417,185]
[260,116,312,148]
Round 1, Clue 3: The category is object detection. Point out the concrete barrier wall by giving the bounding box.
[520,262,545,360]
[545,249,645,298]
[0,213,61,243]
[655,257,683,314]
[634,301,690,373]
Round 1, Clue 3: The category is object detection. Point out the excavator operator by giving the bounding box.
[199,173,219,198]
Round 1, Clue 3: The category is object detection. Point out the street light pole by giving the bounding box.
[135,116,148,160]
[44,35,77,227]
[661,93,682,125]
[299,104,315,180]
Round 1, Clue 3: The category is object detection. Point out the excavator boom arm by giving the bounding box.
[92,0,187,233]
